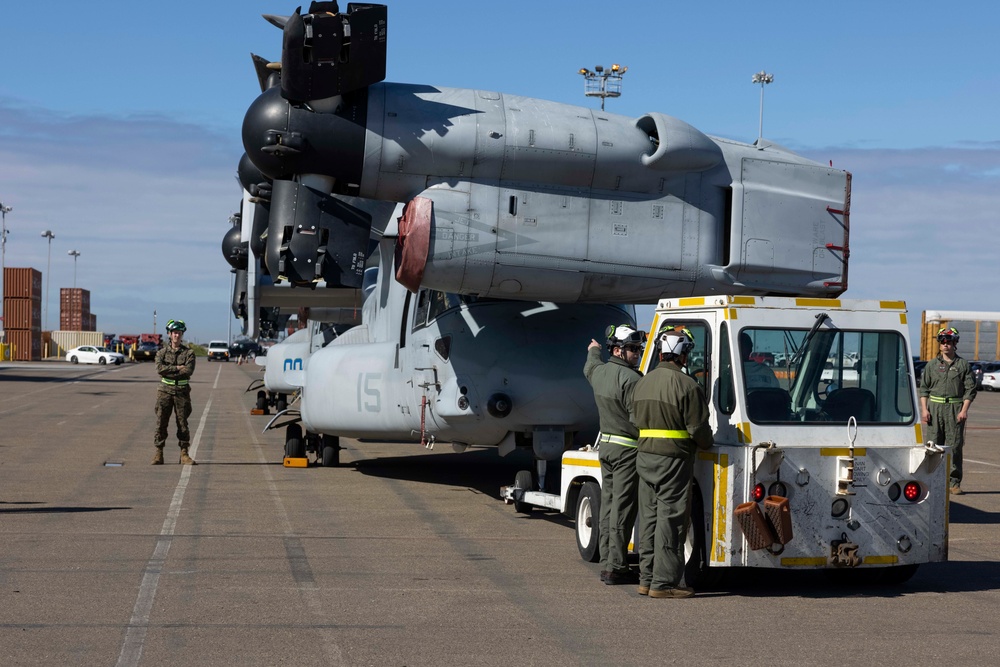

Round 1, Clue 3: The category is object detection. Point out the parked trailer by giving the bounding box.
[503,295,949,586]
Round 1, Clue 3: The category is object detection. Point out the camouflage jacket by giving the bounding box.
[155,343,196,393]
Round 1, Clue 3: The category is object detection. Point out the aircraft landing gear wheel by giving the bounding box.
[575,481,601,563]
[512,469,534,514]
[256,391,267,411]
[321,435,341,467]
[284,423,304,459]
[276,394,288,413]
[286,438,306,459]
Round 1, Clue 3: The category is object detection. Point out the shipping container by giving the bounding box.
[921,310,1000,361]
[3,297,42,330]
[7,329,41,361]
[60,287,91,313]
[60,314,90,330]
[3,267,43,300]
[50,330,106,355]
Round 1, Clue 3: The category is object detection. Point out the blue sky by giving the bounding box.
[1,0,999,344]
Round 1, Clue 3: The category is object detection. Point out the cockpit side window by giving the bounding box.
[413,288,466,331]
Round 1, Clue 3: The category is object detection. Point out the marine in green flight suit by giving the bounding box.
[631,327,713,598]
[918,326,975,493]
[583,323,645,585]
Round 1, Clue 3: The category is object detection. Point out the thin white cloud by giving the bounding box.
[0,99,243,343]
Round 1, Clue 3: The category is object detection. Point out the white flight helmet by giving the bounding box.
[605,323,646,350]
[658,326,695,356]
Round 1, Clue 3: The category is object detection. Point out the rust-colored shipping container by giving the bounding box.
[61,305,91,318]
[3,297,41,330]
[60,287,91,313]
[3,267,43,300]
[60,314,90,330]
[7,329,41,361]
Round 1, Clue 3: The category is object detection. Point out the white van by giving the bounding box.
[207,340,230,362]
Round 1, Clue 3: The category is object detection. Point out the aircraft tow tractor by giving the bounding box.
[503,295,949,587]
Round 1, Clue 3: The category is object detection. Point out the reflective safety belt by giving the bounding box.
[161,378,189,386]
[639,429,690,439]
[929,396,962,404]
[598,433,638,448]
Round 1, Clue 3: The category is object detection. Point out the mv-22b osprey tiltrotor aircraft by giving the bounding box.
[223,2,851,468]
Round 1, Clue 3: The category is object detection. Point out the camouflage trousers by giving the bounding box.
[154,388,192,449]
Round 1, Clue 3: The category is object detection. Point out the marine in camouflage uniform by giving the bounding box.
[583,324,645,585]
[631,327,713,598]
[152,319,197,465]
[918,326,975,493]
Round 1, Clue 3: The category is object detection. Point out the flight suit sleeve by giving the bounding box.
[622,374,639,416]
[686,386,714,450]
[961,360,977,403]
[583,346,602,382]
[917,362,931,398]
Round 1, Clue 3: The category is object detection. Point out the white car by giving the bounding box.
[65,345,125,366]
[980,362,1000,391]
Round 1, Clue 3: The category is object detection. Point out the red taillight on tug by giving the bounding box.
[752,483,766,502]
[903,481,921,502]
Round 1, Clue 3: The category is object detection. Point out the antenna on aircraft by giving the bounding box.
[578,63,627,111]
[751,70,774,147]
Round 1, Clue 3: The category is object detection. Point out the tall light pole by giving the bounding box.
[68,249,81,288]
[752,70,774,146]
[1,202,12,337]
[41,230,55,331]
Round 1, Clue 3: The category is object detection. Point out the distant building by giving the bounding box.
[922,310,1000,361]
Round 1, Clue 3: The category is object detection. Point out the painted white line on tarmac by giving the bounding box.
[966,458,1000,468]
[243,406,347,664]
[115,365,220,667]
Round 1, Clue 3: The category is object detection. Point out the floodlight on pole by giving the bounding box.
[41,230,55,331]
[0,202,11,341]
[751,70,774,147]
[68,249,81,288]
[579,63,628,111]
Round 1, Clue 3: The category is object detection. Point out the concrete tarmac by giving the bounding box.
[2,360,1000,666]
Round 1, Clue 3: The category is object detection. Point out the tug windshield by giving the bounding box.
[730,326,915,425]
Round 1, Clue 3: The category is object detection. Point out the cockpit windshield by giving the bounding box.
[729,326,915,425]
